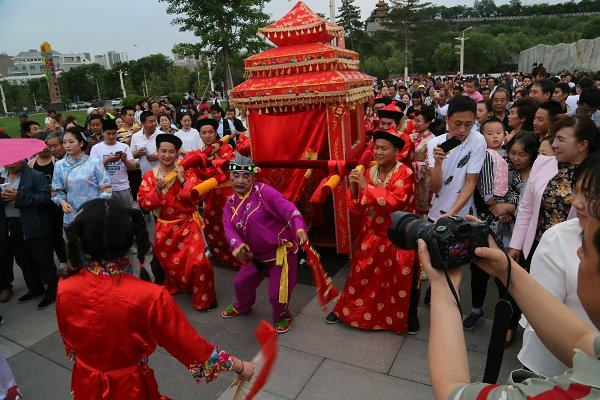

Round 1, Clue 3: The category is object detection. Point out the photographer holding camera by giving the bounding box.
[396,157,600,398]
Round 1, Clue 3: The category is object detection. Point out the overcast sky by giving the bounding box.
[0,0,565,60]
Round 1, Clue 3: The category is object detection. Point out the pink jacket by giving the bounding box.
[509,155,558,258]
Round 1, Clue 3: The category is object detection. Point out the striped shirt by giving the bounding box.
[449,335,600,399]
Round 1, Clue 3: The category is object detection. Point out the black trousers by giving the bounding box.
[50,205,67,263]
[1,218,58,297]
[408,258,421,318]
[128,169,142,201]
[141,210,164,285]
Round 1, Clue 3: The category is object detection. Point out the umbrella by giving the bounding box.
[0,138,46,166]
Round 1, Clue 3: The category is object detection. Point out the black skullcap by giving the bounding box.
[195,118,219,131]
[210,104,224,113]
[156,134,182,150]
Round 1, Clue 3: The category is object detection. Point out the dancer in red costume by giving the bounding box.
[56,198,254,399]
[138,134,216,310]
[181,119,238,266]
[327,126,416,333]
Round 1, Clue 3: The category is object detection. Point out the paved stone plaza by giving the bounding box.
[0,253,522,400]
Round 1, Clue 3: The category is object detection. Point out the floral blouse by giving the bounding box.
[51,154,112,226]
[535,162,577,241]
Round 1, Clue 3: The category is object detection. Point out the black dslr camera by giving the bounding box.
[388,212,489,270]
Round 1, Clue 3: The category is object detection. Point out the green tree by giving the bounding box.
[160,0,270,91]
[463,31,510,72]
[384,0,436,77]
[336,0,363,50]
[581,15,600,39]
[433,42,458,72]
[473,0,498,17]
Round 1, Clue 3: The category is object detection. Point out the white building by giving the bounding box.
[1,49,92,85]
[94,51,128,68]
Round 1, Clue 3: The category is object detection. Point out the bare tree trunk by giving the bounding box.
[223,48,234,95]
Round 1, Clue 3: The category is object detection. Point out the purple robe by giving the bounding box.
[223,182,306,322]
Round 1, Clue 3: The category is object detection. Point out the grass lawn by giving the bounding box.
[0,110,88,137]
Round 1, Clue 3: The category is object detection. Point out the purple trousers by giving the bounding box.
[233,254,298,322]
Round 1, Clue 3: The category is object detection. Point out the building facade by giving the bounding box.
[1,49,92,85]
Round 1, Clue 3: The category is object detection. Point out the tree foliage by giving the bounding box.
[358,0,600,77]
[159,0,270,91]
[336,0,363,50]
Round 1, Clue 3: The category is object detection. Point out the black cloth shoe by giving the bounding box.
[18,292,44,304]
[325,312,340,324]
[37,296,56,310]
[0,315,4,326]
[202,300,218,312]
[407,314,420,335]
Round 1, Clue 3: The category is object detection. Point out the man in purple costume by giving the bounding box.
[221,155,308,334]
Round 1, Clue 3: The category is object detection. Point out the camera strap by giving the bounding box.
[483,251,514,384]
[444,269,463,316]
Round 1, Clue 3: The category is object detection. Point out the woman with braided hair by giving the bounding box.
[56,198,254,399]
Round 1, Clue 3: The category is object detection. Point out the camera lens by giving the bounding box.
[388,211,433,250]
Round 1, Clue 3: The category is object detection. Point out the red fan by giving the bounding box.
[302,243,340,310]
[232,321,278,400]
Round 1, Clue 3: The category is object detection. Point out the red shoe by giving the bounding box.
[275,318,292,334]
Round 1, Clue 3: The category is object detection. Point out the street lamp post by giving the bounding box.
[455,27,472,75]
[87,74,101,100]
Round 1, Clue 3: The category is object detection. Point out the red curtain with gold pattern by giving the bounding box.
[250,108,328,201]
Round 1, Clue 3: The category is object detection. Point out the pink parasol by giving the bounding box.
[0,138,46,166]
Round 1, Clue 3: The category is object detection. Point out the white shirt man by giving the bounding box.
[427,97,486,221]
[130,127,163,175]
[566,95,579,116]
[90,141,134,191]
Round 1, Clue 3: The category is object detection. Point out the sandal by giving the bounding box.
[221,305,241,319]
[275,318,292,334]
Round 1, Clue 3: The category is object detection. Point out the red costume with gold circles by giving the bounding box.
[138,168,215,309]
[333,162,416,332]
[182,143,237,267]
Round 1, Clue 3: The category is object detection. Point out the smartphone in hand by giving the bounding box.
[438,136,462,153]
[0,183,11,192]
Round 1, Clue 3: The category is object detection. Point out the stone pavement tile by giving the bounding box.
[8,350,71,400]
[0,297,58,347]
[278,312,405,374]
[265,346,323,399]
[176,281,316,337]
[217,386,290,400]
[0,335,25,358]
[29,331,72,370]
[297,358,434,400]
[150,350,232,400]
[389,337,431,385]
